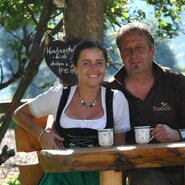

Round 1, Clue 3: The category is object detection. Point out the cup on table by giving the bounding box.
[134,126,154,144]
[98,129,114,147]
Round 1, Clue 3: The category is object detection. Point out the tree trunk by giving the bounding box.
[64,0,104,42]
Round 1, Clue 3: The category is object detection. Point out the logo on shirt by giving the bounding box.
[153,102,171,112]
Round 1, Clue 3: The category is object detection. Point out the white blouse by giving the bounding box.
[29,85,130,133]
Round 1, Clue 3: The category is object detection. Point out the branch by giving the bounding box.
[0,70,23,90]
[0,145,15,166]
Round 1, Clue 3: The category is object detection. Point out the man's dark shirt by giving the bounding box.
[104,62,185,145]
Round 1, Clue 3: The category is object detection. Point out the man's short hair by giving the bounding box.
[116,22,155,50]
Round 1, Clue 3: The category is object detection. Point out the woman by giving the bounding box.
[13,39,130,185]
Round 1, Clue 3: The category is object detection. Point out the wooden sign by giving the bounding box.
[44,38,81,85]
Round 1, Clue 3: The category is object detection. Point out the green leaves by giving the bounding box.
[105,0,184,39]
[104,0,129,27]
[146,0,184,38]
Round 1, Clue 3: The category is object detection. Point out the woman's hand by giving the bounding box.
[39,128,64,149]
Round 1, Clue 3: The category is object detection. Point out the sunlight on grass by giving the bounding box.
[7,176,20,185]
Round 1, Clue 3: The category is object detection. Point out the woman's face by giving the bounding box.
[73,48,106,88]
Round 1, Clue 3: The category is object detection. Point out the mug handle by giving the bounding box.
[149,128,154,142]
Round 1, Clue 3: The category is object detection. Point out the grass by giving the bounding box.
[7,176,20,185]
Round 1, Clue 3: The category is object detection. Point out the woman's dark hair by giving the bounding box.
[71,39,108,66]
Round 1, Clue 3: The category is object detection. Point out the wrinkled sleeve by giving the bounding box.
[28,84,63,118]
[113,90,131,133]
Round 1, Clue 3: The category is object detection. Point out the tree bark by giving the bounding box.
[64,0,104,42]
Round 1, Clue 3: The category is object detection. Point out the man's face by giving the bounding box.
[120,31,155,75]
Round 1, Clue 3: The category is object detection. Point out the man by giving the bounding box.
[106,22,185,185]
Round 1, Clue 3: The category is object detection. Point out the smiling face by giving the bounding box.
[120,31,155,76]
[73,48,106,88]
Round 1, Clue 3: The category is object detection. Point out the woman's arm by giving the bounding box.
[13,103,43,138]
[13,103,64,149]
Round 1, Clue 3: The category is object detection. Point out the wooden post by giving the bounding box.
[100,170,122,185]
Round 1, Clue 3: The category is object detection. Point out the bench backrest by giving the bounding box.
[15,116,48,185]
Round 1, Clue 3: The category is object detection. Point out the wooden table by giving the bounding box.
[39,142,185,185]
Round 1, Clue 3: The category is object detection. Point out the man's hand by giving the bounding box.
[151,124,181,143]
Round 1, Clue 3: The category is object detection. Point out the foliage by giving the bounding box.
[104,0,129,28]
[0,0,63,91]
[8,178,20,185]
[104,0,185,38]
[147,0,184,38]
[7,176,20,185]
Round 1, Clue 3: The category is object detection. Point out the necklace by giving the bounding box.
[78,87,99,108]
[79,97,97,108]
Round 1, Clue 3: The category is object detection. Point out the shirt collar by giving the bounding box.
[114,62,166,86]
